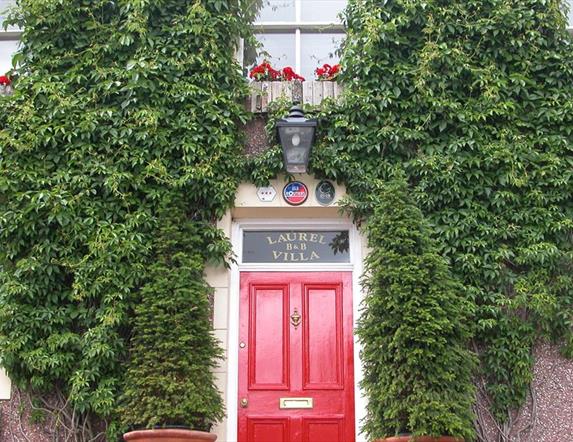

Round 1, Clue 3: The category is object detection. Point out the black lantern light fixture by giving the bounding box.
[276,104,318,174]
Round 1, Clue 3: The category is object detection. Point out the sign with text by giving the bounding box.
[315,180,336,206]
[283,181,309,206]
[243,231,350,263]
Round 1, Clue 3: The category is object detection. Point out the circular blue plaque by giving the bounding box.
[283,181,309,206]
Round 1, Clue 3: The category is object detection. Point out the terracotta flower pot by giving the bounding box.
[123,429,217,442]
[375,437,463,442]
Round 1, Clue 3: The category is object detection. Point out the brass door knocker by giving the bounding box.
[290,308,301,329]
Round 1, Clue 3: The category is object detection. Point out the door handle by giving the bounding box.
[240,398,248,408]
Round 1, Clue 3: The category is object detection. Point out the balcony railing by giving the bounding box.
[2,81,345,103]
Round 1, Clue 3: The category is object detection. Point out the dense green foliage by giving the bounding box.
[3,0,573,438]
[119,199,224,431]
[316,0,573,429]
[355,177,476,439]
[252,0,573,435]
[0,0,251,435]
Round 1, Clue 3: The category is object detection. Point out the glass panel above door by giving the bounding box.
[243,231,350,263]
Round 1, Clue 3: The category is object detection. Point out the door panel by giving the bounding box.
[249,285,290,390]
[302,285,343,389]
[247,417,290,442]
[239,272,355,442]
[302,418,344,442]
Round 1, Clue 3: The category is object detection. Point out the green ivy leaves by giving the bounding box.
[309,0,573,433]
[0,0,251,436]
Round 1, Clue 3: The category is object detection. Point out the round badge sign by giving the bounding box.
[283,181,309,206]
[316,180,336,206]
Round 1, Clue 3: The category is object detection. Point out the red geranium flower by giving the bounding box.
[249,61,281,81]
[249,61,305,82]
[281,66,305,82]
[0,75,11,86]
[315,63,340,81]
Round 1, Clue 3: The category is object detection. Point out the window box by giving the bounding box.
[247,80,343,113]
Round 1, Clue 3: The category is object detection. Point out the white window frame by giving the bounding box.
[0,31,20,75]
[253,0,345,76]
[0,30,20,39]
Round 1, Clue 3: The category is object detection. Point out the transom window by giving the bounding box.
[247,0,347,80]
[242,230,350,263]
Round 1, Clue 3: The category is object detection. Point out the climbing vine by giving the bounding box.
[315,0,573,435]
[3,0,573,439]
[0,0,254,438]
[250,0,573,437]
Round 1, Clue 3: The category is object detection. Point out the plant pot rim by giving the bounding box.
[374,436,464,442]
[124,428,216,441]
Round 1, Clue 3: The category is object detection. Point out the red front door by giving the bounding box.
[238,272,355,442]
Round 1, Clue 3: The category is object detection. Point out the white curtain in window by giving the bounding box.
[257,0,296,22]
[300,0,346,23]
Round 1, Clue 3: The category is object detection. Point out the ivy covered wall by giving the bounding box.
[1,0,573,440]
[309,0,573,435]
[0,0,253,438]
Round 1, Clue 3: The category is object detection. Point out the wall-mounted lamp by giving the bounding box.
[276,104,317,174]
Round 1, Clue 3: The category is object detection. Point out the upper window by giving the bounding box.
[0,0,19,74]
[567,0,573,29]
[0,39,18,73]
[247,0,346,80]
[0,0,13,26]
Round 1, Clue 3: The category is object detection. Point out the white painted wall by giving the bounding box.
[205,175,368,442]
[0,367,12,400]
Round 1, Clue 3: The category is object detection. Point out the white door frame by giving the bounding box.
[225,218,367,442]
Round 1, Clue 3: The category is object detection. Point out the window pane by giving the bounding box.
[0,39,18,73]
[256,0,295,22]
[301,32,344,80]
[301,0,347,23]
[567,0,573,28]
[0,0,16,29]
[254,32,296,70]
